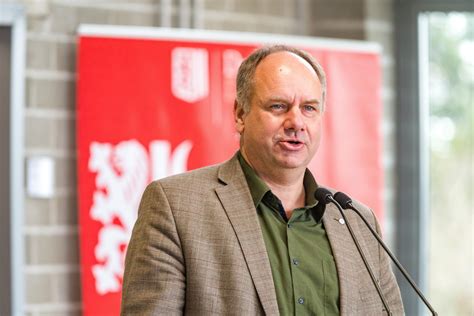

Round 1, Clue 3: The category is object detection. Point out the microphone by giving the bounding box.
[333,191,438,316]
[314,188,393,315]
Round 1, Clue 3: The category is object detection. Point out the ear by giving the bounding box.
[234,100,246,134]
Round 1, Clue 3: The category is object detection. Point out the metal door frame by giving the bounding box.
[0,3,26,315]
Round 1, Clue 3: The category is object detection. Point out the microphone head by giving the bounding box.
[314,187,333,205]
[334,192,352,209]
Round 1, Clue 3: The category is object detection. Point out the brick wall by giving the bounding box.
[9,0,395,314]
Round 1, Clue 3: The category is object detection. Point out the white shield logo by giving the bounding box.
[172,47,209,103]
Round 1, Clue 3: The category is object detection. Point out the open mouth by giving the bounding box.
[286,140,302,145]
[279,139,304,150]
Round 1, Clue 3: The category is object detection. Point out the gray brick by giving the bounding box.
[25,116,55,148]
[25,273,53,304]
[27,78,76,110]
[111,0,158,3]
[255,18,298,35]
[87,0,158,4]
[204,0,232,11]
[108,8,158,26]
[202,15,257,32]
[25,114,76,151]
[365,0,393,22]
[53,118,76,150]
[27,15,52,33]
[51,3,160,34]
[27,39,53,70]
[51,4,80,34]
[311,0,364,20]
[136,0,161,3]
[26,233,79,265]
[170,11,182,28]
[53,196,78,226]
[226,0,265,14]
[52,271,82,303]
[55,157,77,190]
[24,0,51,18]
[74,7,114,29]
[261,0,297,18]
[25,197,53,226]
[56,41,77,73]
[202,14,297,34]
[26,38,76,72]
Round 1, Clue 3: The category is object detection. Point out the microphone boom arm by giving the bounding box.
[345,201,438,316]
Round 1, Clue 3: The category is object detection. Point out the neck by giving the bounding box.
[241,151,306,216]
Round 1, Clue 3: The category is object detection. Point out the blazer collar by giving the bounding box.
[215,154,279,315]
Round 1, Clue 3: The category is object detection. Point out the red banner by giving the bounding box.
[77,27,382,315]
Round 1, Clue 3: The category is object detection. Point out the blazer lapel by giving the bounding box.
[323,203,362,315]
[215,156,279,315]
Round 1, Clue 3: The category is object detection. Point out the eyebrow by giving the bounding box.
[267,97,321,104]
[303,98,321,105]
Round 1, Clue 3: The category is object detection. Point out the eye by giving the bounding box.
[269,103,287,111]
[303,104,319,113]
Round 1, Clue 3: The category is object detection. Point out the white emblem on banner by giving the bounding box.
[223,49,244,79]
[88,139,192,294]
[171,47,209,103]
[150,140,193,180]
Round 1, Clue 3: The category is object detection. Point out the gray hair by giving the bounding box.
[235,44,327,114]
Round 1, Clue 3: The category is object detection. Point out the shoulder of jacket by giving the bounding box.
[320,185,378,223]
[151,162,223,189]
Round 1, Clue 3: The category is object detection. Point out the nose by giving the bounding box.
[283,107,305,133]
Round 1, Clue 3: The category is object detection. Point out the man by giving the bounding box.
[121,45,404,315]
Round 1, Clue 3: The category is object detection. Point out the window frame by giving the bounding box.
[0,3,26,315]
[394,0,473,314]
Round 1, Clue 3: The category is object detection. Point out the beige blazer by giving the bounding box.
[121,154,404,315]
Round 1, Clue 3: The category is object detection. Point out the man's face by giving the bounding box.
[235,51,323,175]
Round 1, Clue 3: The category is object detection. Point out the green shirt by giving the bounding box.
[238,153,340,316]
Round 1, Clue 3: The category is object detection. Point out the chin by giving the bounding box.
[275,158,308,170]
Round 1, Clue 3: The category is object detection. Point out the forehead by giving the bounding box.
[255,51,317,78]
[251,51,321,99]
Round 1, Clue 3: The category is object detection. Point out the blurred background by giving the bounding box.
[0,0,472,315]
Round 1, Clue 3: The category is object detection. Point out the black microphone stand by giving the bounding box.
[334,192,438,316]
[315,188,393,315]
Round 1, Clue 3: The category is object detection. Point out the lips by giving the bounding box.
[279,139,304,151]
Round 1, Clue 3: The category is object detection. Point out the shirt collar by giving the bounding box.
[237,151,321,209]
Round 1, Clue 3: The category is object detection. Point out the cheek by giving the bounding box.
[258,115,282,133]
[244,112,282,142]
[309,120,322,140]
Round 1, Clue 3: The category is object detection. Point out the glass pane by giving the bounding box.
[426,12,473,315]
